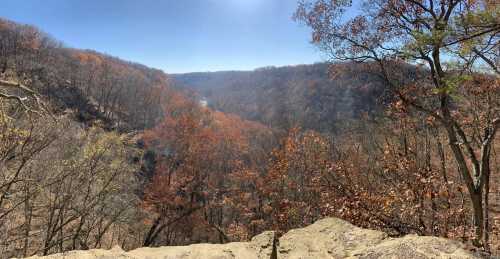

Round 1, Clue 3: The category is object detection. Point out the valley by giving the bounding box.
[0,0,499,258]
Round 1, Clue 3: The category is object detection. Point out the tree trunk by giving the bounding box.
[470,191,484,247]
[483,171,490,252]
[143,216,161,246]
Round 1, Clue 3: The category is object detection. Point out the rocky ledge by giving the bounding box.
[22,217,479,259]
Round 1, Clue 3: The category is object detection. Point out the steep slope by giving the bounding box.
[0,17,171,131]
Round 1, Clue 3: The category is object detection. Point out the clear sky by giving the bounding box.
[0,0,325,73]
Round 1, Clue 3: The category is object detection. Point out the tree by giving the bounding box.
[141,92,274,246]
[260,128,331,233]
[295,0,499,247]
[0,113,143,258]
[141,93,216,246]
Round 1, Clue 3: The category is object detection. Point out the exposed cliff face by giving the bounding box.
[21,218,478,259]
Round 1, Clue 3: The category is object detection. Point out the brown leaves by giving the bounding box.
[140,94,274,244]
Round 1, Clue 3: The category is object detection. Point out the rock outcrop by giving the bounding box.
[277,218,477,259]
[21,218,479,259]
[22,231,276,259]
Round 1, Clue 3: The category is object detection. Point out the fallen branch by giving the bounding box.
[0,79,52,116]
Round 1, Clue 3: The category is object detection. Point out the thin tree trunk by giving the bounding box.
[443,123,485,246]
[22,184,32,257]
[436,135,451,236]
[483,169,490,252]
[471,191,484,247]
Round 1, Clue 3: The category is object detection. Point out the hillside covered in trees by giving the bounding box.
[172,63,391,133]
[0,0,499,258]
[0,17,172,131]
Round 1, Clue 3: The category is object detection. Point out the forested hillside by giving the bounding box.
[1,0,499,257]
[173,63,390,133]
[0,17,281,258]
[0,17,172,257]
[0,18,168,131]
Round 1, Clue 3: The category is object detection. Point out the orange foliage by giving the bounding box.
[141,94,273,245]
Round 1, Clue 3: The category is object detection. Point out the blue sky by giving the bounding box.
[0,0,325,73]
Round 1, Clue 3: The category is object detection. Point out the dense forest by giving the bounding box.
[172,63,390,133]
[0,0,499,258]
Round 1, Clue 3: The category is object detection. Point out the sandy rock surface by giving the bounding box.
[277,218,477,259]
[20,218,479,259]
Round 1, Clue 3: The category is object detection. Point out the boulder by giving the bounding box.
[277,218,477,259]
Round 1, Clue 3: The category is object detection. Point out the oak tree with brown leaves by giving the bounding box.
[295,0,499,247]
